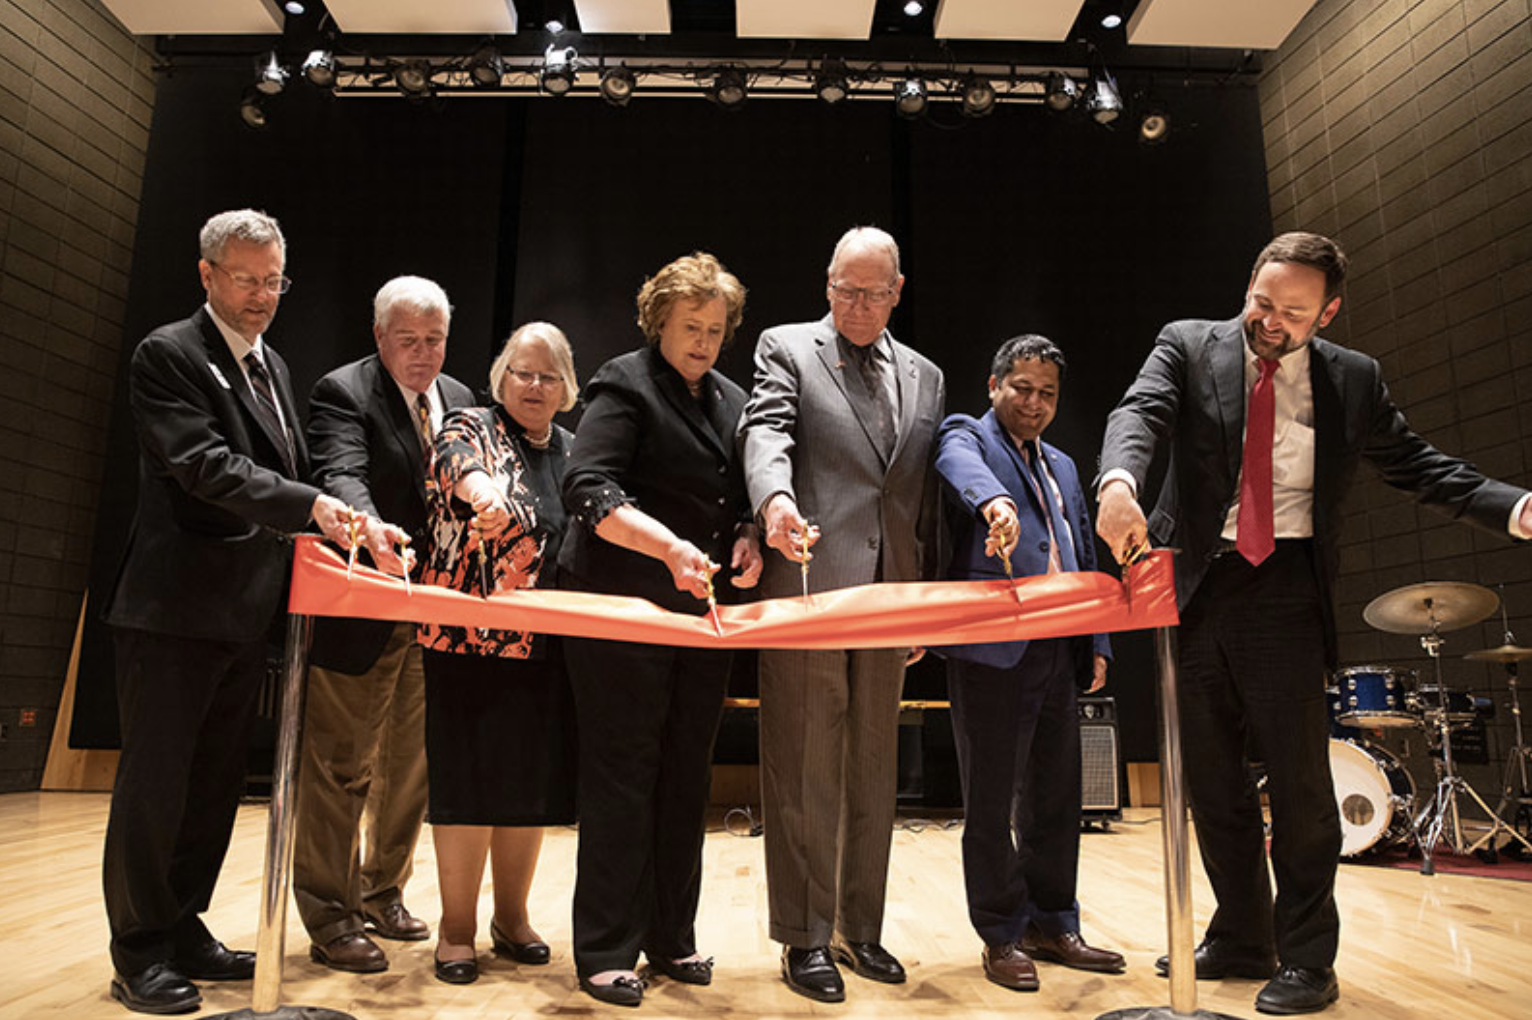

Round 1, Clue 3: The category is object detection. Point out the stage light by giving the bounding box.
[814,60,849,104]
[468,45,504,88]
[254,51,288,96]
[238,91,268,129]
[393,59,434,98]
[1044,72,1079,112]
[1086,73,1122,124]
[707,69,748,109]
[541,45,577,95]
[546,18,564,35]
[903,1,924,15]
[1139,107,1171,144]
[893,77,927,118]
[302,49,335,89]
[600,66,636,106]
[284,1,305,14]
[1102,13,1123,29]
[960,75,996,118]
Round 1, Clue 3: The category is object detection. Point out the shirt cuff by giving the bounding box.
[1510,492,1532,540]
[1097,469,1138,501]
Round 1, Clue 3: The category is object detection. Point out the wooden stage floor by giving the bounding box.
[1,792,1528,1018]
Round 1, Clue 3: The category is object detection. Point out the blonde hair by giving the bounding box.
[635,252,746,345]
[489,321,579,413]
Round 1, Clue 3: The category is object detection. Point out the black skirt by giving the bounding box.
[423,644,578,826]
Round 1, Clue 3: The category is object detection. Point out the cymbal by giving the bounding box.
[1362,581,1499,634]
[1465,643,1532,663]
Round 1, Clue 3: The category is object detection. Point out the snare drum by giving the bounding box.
[1329,739,1416,856]
[1408,684,1494,725]
[1333,665,1417,728]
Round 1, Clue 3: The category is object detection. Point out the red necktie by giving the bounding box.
[1237,357,1280,566]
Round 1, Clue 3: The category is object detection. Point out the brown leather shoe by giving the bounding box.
[309,932,388,973]
[1021,929,1127,974]
[982,942,1039,991]
[364,902,429,942]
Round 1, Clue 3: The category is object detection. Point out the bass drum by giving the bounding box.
[1329,739,1416,857]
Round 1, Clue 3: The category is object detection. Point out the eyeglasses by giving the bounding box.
[829,283,896,307]
[210,261,292,295]
[509,369,563,388]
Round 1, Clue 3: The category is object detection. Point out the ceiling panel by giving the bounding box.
[736,0,878,40]
[99,0,284,35]
[932,0,1085,42]
[572,0,670,35]
[323,0,519,34]
[1128,0,1320,49]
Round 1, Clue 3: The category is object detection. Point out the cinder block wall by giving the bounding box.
[0,0,154,791]
[1259,0,1532,807]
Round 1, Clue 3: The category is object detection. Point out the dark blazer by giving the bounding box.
[103,306,319,643]
[560,346,751,615]
[936,409,1111,674]
[1100,317,1525,663]
[304,355,475,673]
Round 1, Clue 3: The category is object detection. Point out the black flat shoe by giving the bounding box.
[110,964,201,1015]
[490,919,550,965]
[781,945,845,1003]
[647,955,713,985]
[434,953,479,985]
[579,973,645,1007]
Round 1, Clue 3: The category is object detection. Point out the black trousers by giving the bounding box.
[1177,541,1341,969]
[102,626,267,977]
[565,636,730,976]
[947,638,1082,946]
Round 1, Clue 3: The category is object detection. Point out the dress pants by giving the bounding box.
[566,636,730,977]
[947,638,1082,946]
[294,621,428,944]
[758,647,907,948]
[1177,541,1341,968]
[103,626,267,977]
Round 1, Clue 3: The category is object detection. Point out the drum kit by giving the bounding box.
[1327,580,1532,873]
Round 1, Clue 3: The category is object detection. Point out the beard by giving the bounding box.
[1242,315,1313,360]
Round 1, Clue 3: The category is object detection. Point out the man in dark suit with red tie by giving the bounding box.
[935,335,1124,994]
[295,276,474,972]
[101,209,359,1014]
[1097,232,1532,1015]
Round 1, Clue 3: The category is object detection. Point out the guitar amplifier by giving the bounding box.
[1079,696,1123,822]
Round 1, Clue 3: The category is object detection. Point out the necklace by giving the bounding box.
[525,425,552,449]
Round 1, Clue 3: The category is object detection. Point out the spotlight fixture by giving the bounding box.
[238,90,268,129]
[707,69,748,109]
[599,65,636,106]
[814,60,849,104]
[1102,13,1123,29]
[254,51,288,96]
[393,59,434,98]
[1044,72,1079,112]
[301,49,335,89]
[903,1,925,15]
[893,77,927,118]
[959,75,996,118]
[545,18,564,35]
[467,44,504,88]
[283,1,305,14]
[1139,107,1171,144]
[540,45,577,95]
[1085,72,1122,124]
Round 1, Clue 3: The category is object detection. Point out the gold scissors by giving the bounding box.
[703,558,724,637]
[344,507,362,581]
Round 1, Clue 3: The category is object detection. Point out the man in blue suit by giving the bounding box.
[935,334,1124,993]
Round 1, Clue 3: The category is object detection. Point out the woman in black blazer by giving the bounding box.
[560,252,761,1006]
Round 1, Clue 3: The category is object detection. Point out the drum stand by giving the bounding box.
[1490,661,1532,858]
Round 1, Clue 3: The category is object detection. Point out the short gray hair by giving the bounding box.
[827,226,901,281]
[373,275,453,333]
[199,209,285,264]
[489,321,580,414]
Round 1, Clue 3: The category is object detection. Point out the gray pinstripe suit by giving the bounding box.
[740,312,945,948]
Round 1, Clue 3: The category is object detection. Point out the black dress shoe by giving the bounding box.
[434,953,479,985]
[174,938,255,980]
[579,973,645,1007]
[829,935,906,984]
[490,918,550,965]
[1256,966,1339,1015]
[1155,937,1277,980]
[364,902,430,941]
[646,954,714,986]
[782,945,845,1002]
[110,963,201,1015]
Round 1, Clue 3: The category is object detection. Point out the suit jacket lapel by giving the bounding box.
[888,340,921,465]
[1308,338,1344,526]
[197,311,294,474]
[983,410,1043,518]
[1211,319,1247,484]
[373,356,429,496]
[265,348,307,475]
[813,316,891,467]
[649,350,729,461]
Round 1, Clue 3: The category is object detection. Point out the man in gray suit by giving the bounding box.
[740,226,945,1003]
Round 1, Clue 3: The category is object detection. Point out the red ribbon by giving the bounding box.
[287,536,1178,650]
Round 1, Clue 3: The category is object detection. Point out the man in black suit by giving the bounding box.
[101,209,359,1014]
[1097,232,1532,1015]
[295,276,475,972]
[935,335,1122,993]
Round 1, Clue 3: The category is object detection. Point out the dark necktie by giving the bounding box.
[1237,357,1280,566]
[243,352,295,476]
[413,392,434,453]
[1023,440,1077,573]
[851,343,896,457]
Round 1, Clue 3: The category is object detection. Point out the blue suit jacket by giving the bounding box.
[935,409,1111,673]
